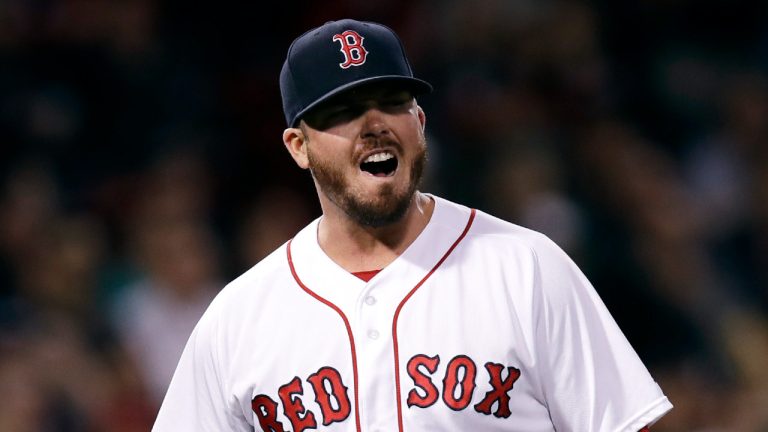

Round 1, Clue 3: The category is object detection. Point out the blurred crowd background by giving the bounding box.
[1,0,767,430]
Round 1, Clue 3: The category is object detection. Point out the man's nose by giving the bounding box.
[359,107,391,139]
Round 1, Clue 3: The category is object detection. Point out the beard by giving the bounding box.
[307,138,427,228]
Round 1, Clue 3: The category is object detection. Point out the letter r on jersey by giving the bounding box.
[333,30,368,69]
[252,394,287,432]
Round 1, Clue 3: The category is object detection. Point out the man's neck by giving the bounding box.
[317,192,435,273]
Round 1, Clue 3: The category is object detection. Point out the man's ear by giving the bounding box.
[283,126,310,169]
[417,105,426,131]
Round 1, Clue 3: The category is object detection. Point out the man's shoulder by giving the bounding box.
[189,241,301,343]
[432,195,558,253]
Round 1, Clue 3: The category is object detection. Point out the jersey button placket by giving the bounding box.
[355,282,396,429]
[363,293,379,339]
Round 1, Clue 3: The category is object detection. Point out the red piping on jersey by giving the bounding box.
[287,240,362,432]
[393,208,476,432]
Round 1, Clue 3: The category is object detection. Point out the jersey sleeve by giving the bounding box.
[530,235,672,432]
[152,295,251,431]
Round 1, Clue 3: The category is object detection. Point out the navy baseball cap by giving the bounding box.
[280,19,433,127]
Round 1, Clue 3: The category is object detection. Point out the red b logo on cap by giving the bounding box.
[333,30,368,69]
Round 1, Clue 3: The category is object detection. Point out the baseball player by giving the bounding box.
[154,19,672,431]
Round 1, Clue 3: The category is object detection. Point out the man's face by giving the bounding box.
[301,83,427,227]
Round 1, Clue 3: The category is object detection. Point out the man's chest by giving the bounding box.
[228,271,554,432]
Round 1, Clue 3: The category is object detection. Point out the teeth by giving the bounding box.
[363,152,394,163]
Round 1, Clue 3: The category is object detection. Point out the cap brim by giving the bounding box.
[291,76,432,127]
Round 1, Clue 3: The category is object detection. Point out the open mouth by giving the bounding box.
[360,151,398,177]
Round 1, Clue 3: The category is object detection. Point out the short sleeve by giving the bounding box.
[152,298,251,431]
[531,236,672,432]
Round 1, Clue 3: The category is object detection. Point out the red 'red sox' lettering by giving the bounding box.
[252,394,286,432]
[442,355,477,411]
[307,367,351,425]
[252,355,520,430]
[406,353,522,418]
[278,377,317,431]
[251,366,350,431]
[474,362,521,418]
[406,354,440,408]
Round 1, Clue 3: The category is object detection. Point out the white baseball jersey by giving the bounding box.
[154,194,672,431]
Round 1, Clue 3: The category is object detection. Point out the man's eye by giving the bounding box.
[328,107,359,120]
[307,106,361,129]
[326,108,346,118]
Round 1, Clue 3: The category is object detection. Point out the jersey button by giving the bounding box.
[364,295,377,305]
[367,330,380,340]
